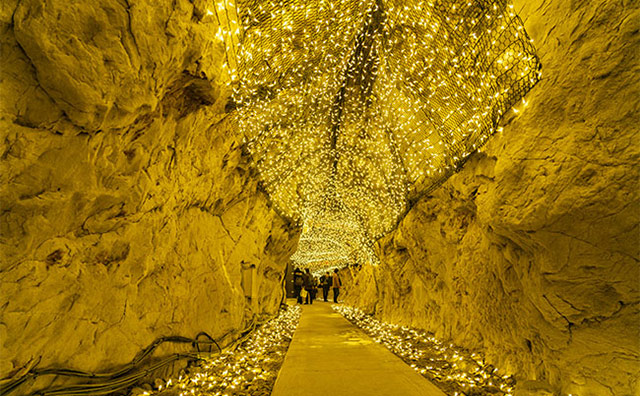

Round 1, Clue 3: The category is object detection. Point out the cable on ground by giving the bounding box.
[0,324,259,396]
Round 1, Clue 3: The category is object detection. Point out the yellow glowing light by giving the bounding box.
[213,0,540,268]
[141,306,301,396]
[335,305,517,394]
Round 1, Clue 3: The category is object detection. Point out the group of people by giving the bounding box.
[292,268,342,304]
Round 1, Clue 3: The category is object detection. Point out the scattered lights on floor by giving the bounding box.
[333,305,516,396]
[134,305,301,396]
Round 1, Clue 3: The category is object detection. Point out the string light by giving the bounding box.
[334,305,518,396]
[213,0,541,269]
[134,305,301,396]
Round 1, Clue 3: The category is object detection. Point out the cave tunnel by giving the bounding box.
[0,0,638,395]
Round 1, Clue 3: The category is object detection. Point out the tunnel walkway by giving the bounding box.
[272,301,446,396]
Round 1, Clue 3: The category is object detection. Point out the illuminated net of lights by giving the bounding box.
[215,0,541,268]
[334,304,517,396]
[135,305,301,396]
[289,207,379,270]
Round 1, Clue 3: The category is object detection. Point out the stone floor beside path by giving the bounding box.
[271,301,447,396]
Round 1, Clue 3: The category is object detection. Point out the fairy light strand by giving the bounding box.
[213,0,541,269]
[334,304,518,396]
[133,305,301,396]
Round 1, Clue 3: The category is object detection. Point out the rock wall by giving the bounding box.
[0,0,298,387]
[344,1,640,395]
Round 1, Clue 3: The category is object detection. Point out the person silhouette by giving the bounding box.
[331,269,342,303]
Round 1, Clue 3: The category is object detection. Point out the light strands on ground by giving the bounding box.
[333,304,517,396]
[133,305,301,396]
[216,0,541,269]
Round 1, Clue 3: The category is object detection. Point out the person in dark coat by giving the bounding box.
[303,268,315,304]
[332,268,342,303]
[293,267,304,304]
[310,273,318,301]
[320,272,331,302]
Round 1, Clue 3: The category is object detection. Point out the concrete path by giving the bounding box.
[272,302,447,396]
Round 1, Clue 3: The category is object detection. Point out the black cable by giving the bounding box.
[194,332,221,354]
[0,334,220,396]
[1,314,273,396]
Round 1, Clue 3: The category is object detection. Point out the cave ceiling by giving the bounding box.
[215,0,541,269]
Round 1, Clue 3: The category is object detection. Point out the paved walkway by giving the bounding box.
[272,301,446,396]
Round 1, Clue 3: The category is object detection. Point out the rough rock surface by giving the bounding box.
[0,0,298,387]
[344,1,640,395]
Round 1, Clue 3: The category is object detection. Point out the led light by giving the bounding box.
[140,306,301,396]
[213,0,540,269]
[334,305,517,395]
